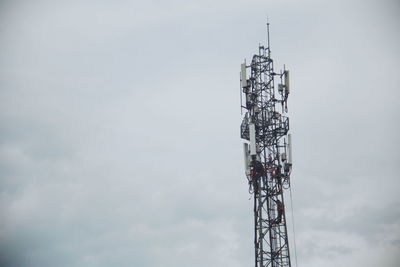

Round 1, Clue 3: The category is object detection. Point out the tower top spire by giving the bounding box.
[267,21,271,57]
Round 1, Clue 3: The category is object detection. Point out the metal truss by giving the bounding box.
[240,25,293,267]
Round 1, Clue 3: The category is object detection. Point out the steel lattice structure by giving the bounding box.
[240,24,293,267]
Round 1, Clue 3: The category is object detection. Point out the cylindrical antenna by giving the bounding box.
[267,21,271,57]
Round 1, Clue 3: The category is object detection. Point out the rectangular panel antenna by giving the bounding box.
[241,63,247,88]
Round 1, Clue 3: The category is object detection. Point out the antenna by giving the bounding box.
[267,21,271,57]
[288,133,293,165]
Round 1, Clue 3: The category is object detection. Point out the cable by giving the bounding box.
[289,186,299,267]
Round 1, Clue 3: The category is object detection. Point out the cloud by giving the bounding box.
[0,0,399,266]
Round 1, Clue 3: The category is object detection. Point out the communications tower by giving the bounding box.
[240,23,293,267]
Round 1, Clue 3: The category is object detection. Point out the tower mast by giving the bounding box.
[240,24,293,267]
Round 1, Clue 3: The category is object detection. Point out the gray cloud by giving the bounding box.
[0,0,399,266]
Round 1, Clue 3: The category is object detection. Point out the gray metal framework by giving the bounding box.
[240,24,293,267]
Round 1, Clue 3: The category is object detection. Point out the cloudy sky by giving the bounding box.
[0,0,399,266]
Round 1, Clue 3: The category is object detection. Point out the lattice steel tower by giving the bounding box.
[240,23,293,267]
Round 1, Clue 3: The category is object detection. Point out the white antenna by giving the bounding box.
[243,143,250,175]
[288,133,293,164]
[241,62,247,88]
[249,123,256,156]
[284,70,290,93]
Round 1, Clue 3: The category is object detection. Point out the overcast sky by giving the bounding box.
[0,0,399,266]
